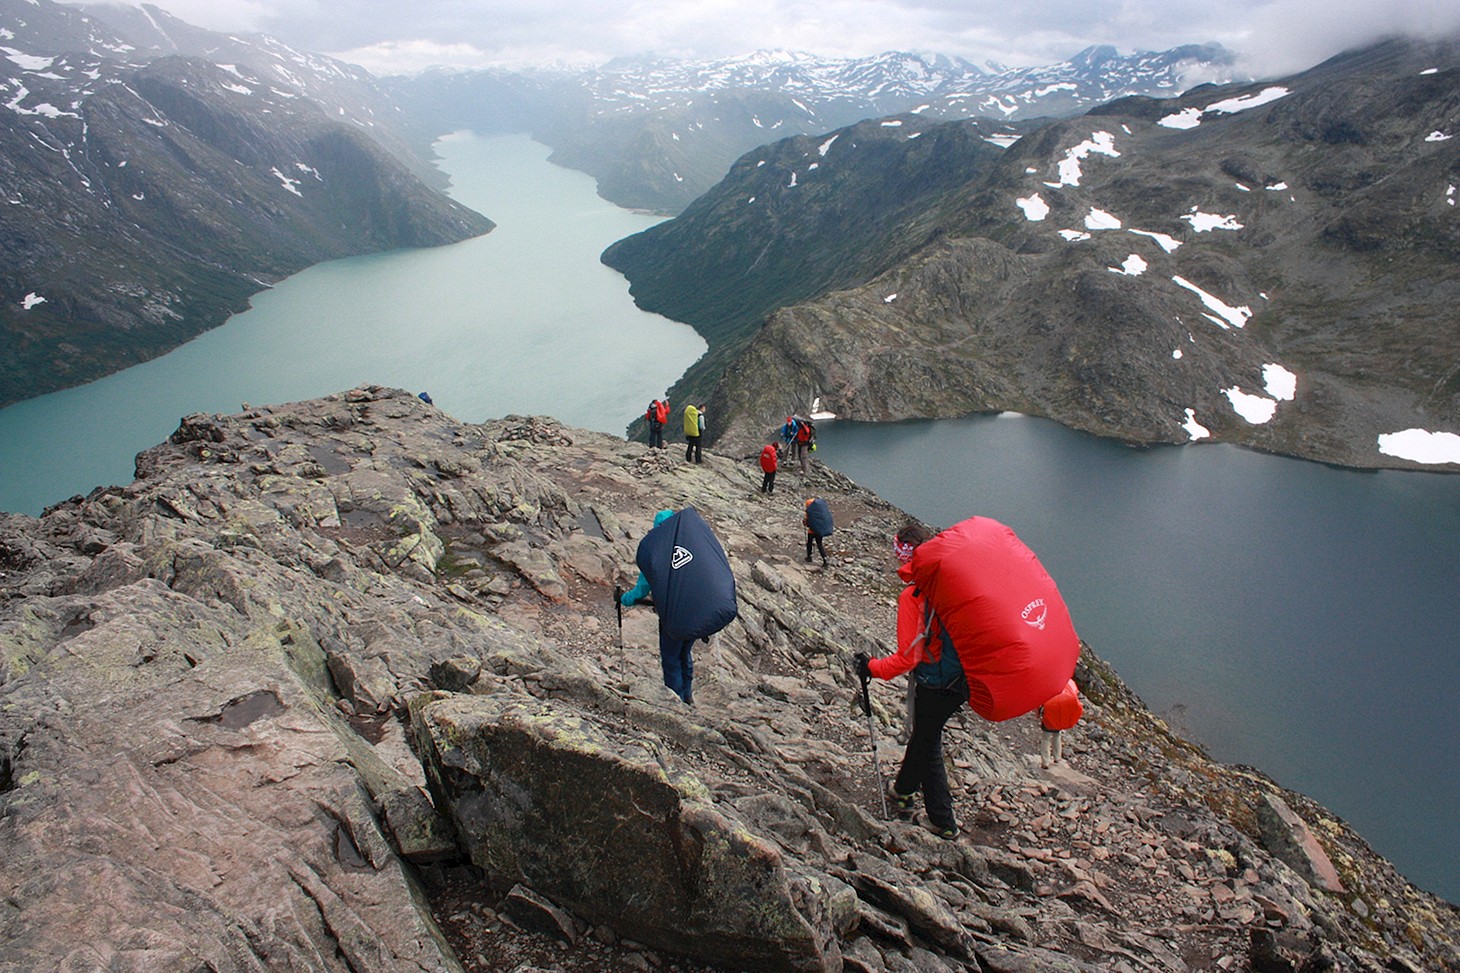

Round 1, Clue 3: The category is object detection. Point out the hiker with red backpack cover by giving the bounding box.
[645,398,669,449]
[1039,678,1083,768]
[856,516,1080,838]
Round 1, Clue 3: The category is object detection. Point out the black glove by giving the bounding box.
[854,652,872,681]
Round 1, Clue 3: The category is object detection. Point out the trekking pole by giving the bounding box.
[858,666,889,820]
[613,585,623,648]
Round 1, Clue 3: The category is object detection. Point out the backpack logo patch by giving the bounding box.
[671,546,694,570]
[1021,598,1048,630]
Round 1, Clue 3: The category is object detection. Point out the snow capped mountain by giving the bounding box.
[571,44,1238,120]
[601,36,1460,470]
[393,42,1241,214]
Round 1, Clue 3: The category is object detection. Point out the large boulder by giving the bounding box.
[411,692,845,972]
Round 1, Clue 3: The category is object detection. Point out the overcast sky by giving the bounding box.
[81,0,1460,77]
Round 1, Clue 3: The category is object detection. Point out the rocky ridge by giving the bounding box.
[605,37,1460,470]
[1,387,1456,972]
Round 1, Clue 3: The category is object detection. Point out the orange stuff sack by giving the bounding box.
[1040,679,1083,731]
[907,517,1080,722]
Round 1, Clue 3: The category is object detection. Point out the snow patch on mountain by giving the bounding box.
[1183,408,1211,440]
[1017,193,1049,221]
[1159,86,1290,129]
[1049,131,1119,187]
[1224,387,1277,423]
[1377,429,1460,464]
[1172,276,1251,328]
[1182,209,1243,232]
[1129,229,1182,252]
[1263,363,1297,401]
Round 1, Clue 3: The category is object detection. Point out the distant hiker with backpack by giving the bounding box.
[620,507,737,705]
[855,521,964,839]
[683,403,705,464]
[759,443,780,494]
[796,417,816,473]
[803,496,833,566]
[782,415,816,473]
[1038,678,1083,768]
[645,398,669,449]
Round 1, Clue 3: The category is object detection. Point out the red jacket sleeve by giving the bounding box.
[868,585,929,681]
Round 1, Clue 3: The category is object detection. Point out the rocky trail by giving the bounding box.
[1,387,1454,973]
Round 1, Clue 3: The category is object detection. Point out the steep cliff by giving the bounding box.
[1,388,1455,972]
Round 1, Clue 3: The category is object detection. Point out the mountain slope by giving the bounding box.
[607,36,1460,470]
[391,45,1240,214]
[1,388,1456,971]
[601,114,1012,428]
[0,0,492,408]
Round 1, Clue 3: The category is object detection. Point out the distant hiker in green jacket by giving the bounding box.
[684,403,705,464]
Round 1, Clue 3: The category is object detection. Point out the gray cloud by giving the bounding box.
[65,0,1460,76]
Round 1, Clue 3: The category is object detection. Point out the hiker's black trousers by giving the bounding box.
[894,682,965,829]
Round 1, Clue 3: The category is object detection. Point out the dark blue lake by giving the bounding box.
[818,413,1459,902]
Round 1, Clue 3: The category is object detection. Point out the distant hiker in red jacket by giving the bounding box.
[794,416,815,473]
[759,443,780,494]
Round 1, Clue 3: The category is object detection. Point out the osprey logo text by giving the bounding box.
[671,546,694,570]
[1021,598,1048,630]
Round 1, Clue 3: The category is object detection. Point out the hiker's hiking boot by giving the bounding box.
[918,814,958,840]
[890,789,916,818]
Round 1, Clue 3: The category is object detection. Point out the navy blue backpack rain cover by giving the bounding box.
[635,507,738,641]
[805,497,834,537]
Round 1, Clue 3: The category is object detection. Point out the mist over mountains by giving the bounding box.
[388,43,1241,213]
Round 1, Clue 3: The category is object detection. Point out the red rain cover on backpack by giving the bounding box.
[907,517,1079,722]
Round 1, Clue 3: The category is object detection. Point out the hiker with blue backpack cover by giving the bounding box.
[620,507,737,705]
[804,496,833,566]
